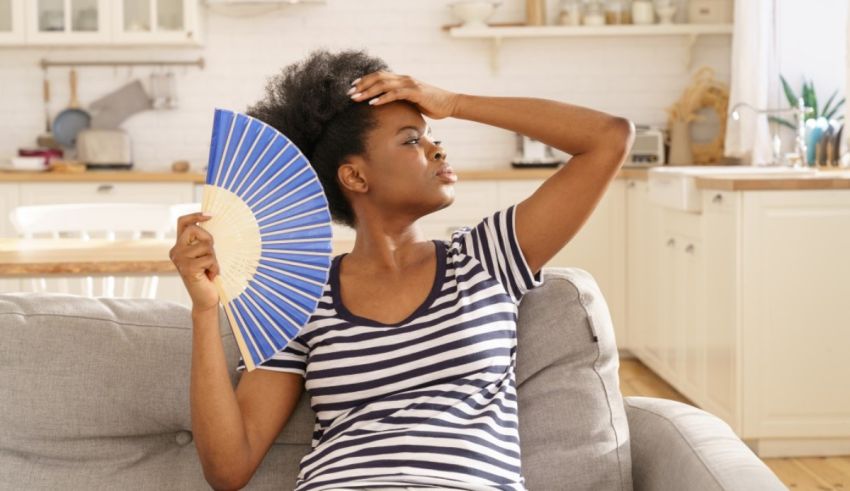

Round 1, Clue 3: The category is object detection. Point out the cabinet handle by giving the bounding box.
[96,184,114,193]
[685,244,695,254]
[627,181,636,188]
[666,238,676,247]
[712,193,723,204]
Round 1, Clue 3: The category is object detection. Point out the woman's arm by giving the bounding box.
[351,72,635,274]
[452,95,634,274]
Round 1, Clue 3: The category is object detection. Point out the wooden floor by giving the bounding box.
[619,358,850,491]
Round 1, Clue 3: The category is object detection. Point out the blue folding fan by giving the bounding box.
[200,108,333,372]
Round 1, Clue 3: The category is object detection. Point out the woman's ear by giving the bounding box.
[337,157,369,195]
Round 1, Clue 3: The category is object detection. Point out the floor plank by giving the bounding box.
[619,358,850,490]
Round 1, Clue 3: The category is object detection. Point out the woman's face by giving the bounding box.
[350,101,456,221]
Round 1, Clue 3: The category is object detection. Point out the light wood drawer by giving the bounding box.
[19,182,195,205]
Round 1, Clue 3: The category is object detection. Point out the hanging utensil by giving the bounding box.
[36,70,60,150]
[52,67,91,148]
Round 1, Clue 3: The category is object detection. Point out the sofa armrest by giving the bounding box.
[624,396,787,491]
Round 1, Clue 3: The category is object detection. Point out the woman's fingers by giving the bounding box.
[186,255,217,281]
[176,212,211,238]
[351,73,416,104]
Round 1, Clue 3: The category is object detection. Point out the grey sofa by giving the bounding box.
[0,268,786,491]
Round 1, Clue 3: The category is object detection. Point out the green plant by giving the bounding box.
[769,75,845,130]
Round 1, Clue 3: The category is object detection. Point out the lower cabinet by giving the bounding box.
[632,187,850,457]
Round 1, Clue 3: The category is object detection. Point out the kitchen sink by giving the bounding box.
[647,165,818,212]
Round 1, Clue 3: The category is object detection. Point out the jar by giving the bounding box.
[605,0,625,25]
[583,0,606,26]
[559,0,583,26]
[526,0,546,26]
[632,0,655,24]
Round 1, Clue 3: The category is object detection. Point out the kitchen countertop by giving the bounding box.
[4,166,850,190]
[0,167,651,182]
[695,170,850,191]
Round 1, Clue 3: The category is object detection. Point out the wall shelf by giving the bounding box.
[447,23,734,72]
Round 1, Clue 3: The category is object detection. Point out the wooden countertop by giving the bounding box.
[695,170,850,191]
[0,238,356,275]
[0,167,652,182]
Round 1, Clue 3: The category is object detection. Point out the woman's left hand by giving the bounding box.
[349,71,460,120]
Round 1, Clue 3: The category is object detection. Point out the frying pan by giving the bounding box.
[52,67,91,148]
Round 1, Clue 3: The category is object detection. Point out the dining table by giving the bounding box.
[0,238,356,276]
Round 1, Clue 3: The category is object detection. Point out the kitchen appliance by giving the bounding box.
[626,126,665,166]
[75,129,133,170]
[511,134,562,168]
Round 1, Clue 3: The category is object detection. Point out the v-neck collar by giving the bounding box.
[330,239,445,327]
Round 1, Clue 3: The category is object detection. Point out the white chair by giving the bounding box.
[168,202,202,233]
[8,203,174,299]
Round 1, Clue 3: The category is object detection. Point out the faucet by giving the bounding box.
[729,99,811,168]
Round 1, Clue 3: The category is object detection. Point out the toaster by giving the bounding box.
[626,127,665,166]
[76,129,133,170]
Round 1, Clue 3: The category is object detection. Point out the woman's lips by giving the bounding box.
[436,167,457,183]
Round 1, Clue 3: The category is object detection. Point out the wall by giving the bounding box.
[0,0,732,172]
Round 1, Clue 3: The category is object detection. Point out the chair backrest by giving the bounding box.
[8,203,175,299]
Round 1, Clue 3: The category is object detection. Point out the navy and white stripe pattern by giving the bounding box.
[236,204,543,490]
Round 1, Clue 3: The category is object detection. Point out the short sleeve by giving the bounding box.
[235,334,308,377]
[449,203,544,303]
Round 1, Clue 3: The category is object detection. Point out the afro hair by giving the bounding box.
[246,49,389,229]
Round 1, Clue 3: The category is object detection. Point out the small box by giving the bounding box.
[688,0,733,24]
[626,127,665,166]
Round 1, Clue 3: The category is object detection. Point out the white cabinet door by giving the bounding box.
[0,0,25,44]
[679,232,704,404]
[741,190,850,439]
[500,179,627,347]
[626,179,657,359]
[112,0,200,46]
[26,0,111,45]
[702,189,741,430]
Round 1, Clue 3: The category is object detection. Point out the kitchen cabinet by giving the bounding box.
[5,0,200,46]
[637,184,850,457]
[26,0,111,45]
[626,179,659,363]
[0,0,24,44]
[112,0,200,46]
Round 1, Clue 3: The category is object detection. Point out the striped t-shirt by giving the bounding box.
[236,204,543,490]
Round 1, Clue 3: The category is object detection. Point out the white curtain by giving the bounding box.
[724,0,776,165]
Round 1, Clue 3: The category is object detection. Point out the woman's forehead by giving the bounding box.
[372,102,426,133]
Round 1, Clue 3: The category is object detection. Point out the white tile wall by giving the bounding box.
[0,0,731,172]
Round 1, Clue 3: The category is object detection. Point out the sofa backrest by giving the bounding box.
[0,267,631,490]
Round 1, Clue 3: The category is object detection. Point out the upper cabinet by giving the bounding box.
[0,0,25,43]
[112,0,199,45]
[0,0,201,46]
[27,0,111,45]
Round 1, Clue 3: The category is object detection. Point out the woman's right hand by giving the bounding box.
[169,212,221,314]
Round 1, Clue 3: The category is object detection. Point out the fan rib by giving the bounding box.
[241,289,293,349]
[234,141,292,198]
[251,270,313,317]
[253,262,325,288]
[223,122,269,192]
[257,189,324,225]
[254,172,313,217]
[244,283,301,336]
[233,295,275,359]
[212,114,237,187]
[243,152,303,206]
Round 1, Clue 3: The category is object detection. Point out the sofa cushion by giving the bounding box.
[515,268,633,491]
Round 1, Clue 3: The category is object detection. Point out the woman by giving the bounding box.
[170,49,633,491]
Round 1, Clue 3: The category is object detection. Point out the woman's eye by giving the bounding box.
[405,138,420,145]
[433,140,442,146]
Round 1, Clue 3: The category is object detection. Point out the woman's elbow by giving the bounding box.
[204,464,250,491]
[606,117,635,162]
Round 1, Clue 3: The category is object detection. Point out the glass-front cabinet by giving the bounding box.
[113,0,200,45]
[0,0,24,44]
[27,0,110,44]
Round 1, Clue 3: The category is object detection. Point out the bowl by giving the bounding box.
[11,156,47,170]
[450,0,501,28]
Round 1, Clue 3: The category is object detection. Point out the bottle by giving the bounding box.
[559,0,582,26]
[526,0,546,26]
